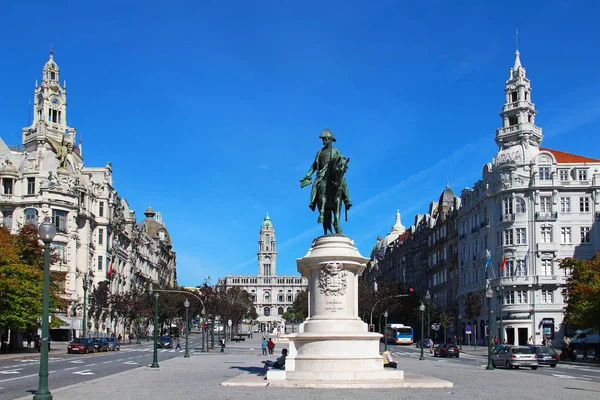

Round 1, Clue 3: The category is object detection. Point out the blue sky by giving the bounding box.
[2,1,600,286]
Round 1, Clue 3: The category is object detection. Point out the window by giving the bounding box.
[277,294,284,302]
[560,227,572,244]
[559,170,569,181]
[278,307,284,315]
[503,229,513,245]
[505,291,515,305]
[540,227,552,243]
[2,178,13,195]
[98,228,104,245]
[53,243,66,263]
[264,307,270,317]
[515,260,526,276]
[503,198,513,215]
[25,208,38,226]
[511,92,518,102]
[580,227,591,243]
[505,260,515,277]
[515,197,526,213]
[540,197,552,213]
[516,228,526,244]
[496,231,502,247]
[263,264,271,276]
[578,170,588,181]
[541,290,553,304]
[579,197,590,212]
[541,259,552,276]
[539,167,551,181]
[97,255,103,270]
[287,307,293,313]
[516,291,527,304]
[52,209,67,232]
[508,116,518,126]
[560,197,571,213]
[99,201,104,217]
[2,210,13,228]
[287,295,292,302]
[264,292,270,302]
[27,177,35,195]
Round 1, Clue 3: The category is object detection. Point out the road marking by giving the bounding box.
[0,371,54,383]
[73,370,95,375]
[70,360,84,364]
[64,367,78,371]
[84,363,97,367]
[115,359,124,362]
[102,361,112,364]
[123,361,138,365]
[552,374,577,379]
[0,369,22,375]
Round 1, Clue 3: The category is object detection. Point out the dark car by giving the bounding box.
[106,337,121,351]
[157,336,173,349]
[92,337,109,352]
[433,343,460,358]
[534,346,559,367]
[67,338,96,354]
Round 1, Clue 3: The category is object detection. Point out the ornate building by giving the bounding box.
[0,51,177,339]
[456,50,600,346]
[218,214,308,330]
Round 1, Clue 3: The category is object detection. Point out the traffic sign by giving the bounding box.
[465,325,472,334]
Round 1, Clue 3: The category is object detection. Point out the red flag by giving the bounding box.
[500,256,507,271]
[108,263,113,278]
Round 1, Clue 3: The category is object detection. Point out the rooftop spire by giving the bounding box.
[513,49,522,70]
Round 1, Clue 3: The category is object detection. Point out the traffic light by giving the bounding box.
[369,324,375,332]
[409,287,414,294]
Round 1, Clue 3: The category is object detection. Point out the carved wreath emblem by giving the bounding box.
[318,262,348,296]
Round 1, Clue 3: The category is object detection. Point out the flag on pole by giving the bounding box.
[485,249,491,273]
[500,254,507,272]
[108,262,113,279]
[523,249,530,275]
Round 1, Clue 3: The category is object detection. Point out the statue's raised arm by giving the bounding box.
[299,129,352,235]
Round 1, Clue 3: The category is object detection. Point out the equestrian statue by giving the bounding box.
[300,129,352,235]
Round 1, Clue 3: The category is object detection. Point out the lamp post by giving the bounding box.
[34,217,56,400]
[149,283,160,369]
[419,302,425,360]
[425,290,431,339]
[184,298,190,358]
[496,285,503,344]
[485,285,495,370]
[383,310,389,352]
[458,313,462,350]
[82,274,89,338]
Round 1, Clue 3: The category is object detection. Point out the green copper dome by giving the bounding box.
[262,213,273,228]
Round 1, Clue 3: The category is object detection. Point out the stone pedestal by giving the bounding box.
[279,235,404,381]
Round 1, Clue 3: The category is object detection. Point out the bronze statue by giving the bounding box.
[300,129,352,235]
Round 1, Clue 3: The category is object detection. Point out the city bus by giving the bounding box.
[384,323,414,345]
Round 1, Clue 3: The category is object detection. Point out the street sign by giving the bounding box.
[228,319,232,327]
[465,325,472,334]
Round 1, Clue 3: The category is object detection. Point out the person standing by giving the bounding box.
[220,337,226,352]
[261,337,268,356]
[267,338,275,355]
[26,332,32,349]
[175,336,182,351]
[528,336,534,345]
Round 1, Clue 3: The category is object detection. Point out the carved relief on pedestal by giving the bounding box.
[318,262,348,296]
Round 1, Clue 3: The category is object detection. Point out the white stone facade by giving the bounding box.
[217,214,308,328]
[456,51,600,346]
[0,52,177,338]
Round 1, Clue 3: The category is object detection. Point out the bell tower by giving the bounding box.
[257,213,277,276]
[495,50,543,149]
[22,49,77,152]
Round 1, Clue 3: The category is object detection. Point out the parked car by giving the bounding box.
[67,338,96,354]
[433,343,460,358]
[415,338,432,348]
[157,336,173,349]
[92,337,109,352]
[492,346,538,370]
[533,346,559,367]
[106,337,121,351]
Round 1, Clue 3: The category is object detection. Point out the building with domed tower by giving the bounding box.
[218,214,308,331]
[0,51,177,341]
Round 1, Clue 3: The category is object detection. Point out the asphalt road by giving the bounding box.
[0,336,206,400]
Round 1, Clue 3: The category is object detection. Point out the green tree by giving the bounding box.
[560,251,600,330]
[215,286,254,335]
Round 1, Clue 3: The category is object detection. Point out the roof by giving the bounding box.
[540,148,600,164]
[262,213,273,228]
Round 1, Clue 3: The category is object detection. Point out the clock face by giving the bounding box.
[51,96,60,105]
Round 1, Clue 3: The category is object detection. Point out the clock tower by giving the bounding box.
[22,49,77,154]
[257,213,277,276]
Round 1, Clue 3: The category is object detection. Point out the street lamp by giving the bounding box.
[496,285,503,344]
[149,283,160,368]
[82,274,89,338]
[34,217,56,400]
[383,310,389,352]
[485,285,495,370]
[425,290,431,339]
[419,302,425,361]
[458,313,462,350]
[184,298,190,358]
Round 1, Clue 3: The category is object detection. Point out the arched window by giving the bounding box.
[25,208,38,226]
[287,307,293,313]
[264,307,270,316]
[264,292,270,303]
[278,307,284,315]
[515,197,526,213]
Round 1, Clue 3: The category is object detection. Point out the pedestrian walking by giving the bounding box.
[26,332,32,349]
[220,337,226,352]
[261,337,268,356]
[528,336,534,345]
[175,337,182,351]
[267,338,275,355]
[582,340,589,360]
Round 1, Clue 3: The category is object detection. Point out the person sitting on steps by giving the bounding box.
[258,349,287,376]
[382,348,397,369]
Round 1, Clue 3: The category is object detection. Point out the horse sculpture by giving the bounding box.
[316,155,349,235]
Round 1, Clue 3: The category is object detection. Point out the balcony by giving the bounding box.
[480,220,490,229]
[535,211,558,221]
[536,242,558,254]
[499,214,515,222]
[496,123,542,137]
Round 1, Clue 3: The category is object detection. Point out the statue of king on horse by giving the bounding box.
[300,129,352,235]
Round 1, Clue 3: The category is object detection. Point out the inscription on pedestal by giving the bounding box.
[318,262,347,296]
[325,299,343,312]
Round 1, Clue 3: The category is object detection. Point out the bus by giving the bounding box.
[384,323,414,345]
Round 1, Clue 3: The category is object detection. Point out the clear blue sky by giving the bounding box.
[2,1,599,287]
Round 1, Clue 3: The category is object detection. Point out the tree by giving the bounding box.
[560,251,600,330]
[291,290,308,321]
[464,291,482,346]
[89,281,110,335]
[215,286,254,335]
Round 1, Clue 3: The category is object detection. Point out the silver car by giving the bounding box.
[492,346,538,370]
